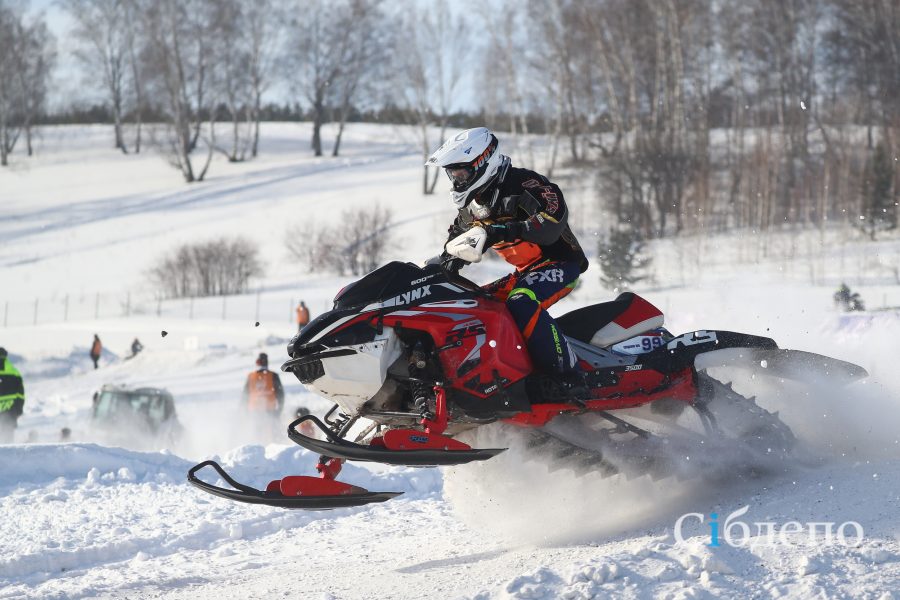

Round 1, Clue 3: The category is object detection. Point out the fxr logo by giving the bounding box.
[523,269,565,285]
[666,330,717,350]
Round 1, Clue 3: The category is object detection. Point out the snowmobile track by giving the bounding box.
[515,372,797,482]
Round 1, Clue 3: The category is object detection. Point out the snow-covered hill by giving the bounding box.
[2,123,898,598]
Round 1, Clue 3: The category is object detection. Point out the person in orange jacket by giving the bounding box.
[90,334,102,369]
[294,405,317,439]
[295,301,310,332]
[241,353,284,414]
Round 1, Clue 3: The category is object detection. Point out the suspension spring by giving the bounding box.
[410,377,432,416]
[408,341,433,419]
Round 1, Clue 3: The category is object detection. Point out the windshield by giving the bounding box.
[332,261,482,310]
[94,391,156,420]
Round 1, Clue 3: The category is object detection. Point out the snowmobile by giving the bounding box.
[189,230,867,510]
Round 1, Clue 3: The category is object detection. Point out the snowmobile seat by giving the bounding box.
[556,292,664,348]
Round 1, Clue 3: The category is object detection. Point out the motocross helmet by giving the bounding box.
[426,127,510,218]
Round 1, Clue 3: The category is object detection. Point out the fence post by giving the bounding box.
[33,298,39,326]
[95,292,100,319]
[64,294,69,322]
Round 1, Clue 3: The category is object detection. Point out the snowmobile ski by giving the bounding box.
[187,460,401,510]
[288,415,506,466]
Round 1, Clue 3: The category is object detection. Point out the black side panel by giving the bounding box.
[556,293,636,344]
[641,330,778,373]
[451,378,531,418]
[288,307,359,354]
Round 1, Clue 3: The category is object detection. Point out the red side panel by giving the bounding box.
[378,429,472,451]
[614,295,664,330]
[381,298,533,399]
[505,367,697,427]
[268,476,364,497]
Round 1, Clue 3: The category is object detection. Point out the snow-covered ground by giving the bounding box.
[2,123,899,599]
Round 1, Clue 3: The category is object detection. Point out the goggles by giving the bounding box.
[445,164,475,188]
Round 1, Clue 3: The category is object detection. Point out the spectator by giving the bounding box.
[130,338,144,358]
[296,301,310,332]
[242,353,285,415]
[90,334,102,369]
[294,406,317,438]
[0,347,25,443]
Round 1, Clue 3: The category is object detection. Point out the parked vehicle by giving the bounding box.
[92,385,182,447]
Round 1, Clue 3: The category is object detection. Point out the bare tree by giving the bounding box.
[285,204,394,275]
[329,0,391,157]
[0,4,17,166]
[211,0,253,162]
[141,0,219,182]
[396,1,468,194]
[527,0,596,166]
[245,0,285,158]
[481,1,536,169]
[150,237,264,298]
[123,0,146,153]
[62,0,133,153]
[0,3,55,166]
[287,0,352,157]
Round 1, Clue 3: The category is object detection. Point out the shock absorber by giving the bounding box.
[407,341,433,419]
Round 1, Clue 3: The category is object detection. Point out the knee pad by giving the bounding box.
[506,293,540,331]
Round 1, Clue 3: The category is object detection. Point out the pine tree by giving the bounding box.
[862,141,896,240]
[597,228,653,292]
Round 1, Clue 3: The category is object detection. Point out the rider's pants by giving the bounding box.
[483,260,581,374]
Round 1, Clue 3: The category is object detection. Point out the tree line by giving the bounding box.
[504,0,898,238]
[1,0,897,239]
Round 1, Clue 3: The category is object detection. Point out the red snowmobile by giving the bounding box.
[189,260,867,509]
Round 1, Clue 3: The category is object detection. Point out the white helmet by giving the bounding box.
[426,127,510,211]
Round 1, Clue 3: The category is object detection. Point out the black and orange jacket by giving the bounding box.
[445,167,588,273]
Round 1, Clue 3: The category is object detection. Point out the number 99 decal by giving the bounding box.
[641,336,664,351]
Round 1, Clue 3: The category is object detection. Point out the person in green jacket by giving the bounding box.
[0,347,25,443]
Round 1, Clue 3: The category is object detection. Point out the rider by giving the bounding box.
[429,127,589,391]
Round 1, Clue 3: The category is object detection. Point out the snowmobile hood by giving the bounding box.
[285,262,485,361]
[332,261,434,310]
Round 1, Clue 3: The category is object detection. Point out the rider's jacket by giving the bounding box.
[445,167,588,273]
[244,369,284,413]
[0,358,24,415]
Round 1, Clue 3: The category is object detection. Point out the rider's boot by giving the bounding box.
[558,369,590,405]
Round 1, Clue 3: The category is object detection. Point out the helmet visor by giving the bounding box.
[445,164,476,190]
